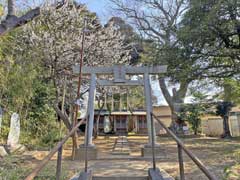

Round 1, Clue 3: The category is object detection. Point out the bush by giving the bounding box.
[39,127,61,148]
[0,116,10,144]
[180,104,206,135]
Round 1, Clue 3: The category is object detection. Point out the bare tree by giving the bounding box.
[111,0,189,130]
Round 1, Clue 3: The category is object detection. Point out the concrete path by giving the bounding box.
[90,160,150,177]
[112,136,130,155]
[70,160,174,180]
[70,160,150,180]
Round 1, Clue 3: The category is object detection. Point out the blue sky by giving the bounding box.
[78,0,112,23]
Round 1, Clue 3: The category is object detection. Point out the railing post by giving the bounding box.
[150,113,156,170]
[84,117,89,173]
[177,143,185,180]
[56,145,63,180]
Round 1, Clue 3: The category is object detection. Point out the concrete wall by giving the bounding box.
[153,106,172,117]
[201,114,240,137]
[201,117,224,136]
[229,114,240,137]
[152,106,172,135]
[153,105,240,137]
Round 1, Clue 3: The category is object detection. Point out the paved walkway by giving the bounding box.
[90,160,150,177]
[70,160,150,179]
[70,159,175,180]
[112,136,130,155]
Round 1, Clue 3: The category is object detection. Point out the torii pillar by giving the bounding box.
[144,72,155,145]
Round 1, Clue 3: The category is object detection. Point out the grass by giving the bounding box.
[0,155,69,180]
[156,136,240,179]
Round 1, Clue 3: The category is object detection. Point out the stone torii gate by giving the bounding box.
[73,64,167,159]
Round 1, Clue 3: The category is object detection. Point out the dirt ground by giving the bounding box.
[0,135,240,180]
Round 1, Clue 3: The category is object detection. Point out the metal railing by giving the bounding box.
[25,120,84,180]
[151,112,218,180]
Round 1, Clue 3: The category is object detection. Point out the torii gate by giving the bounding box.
[73,64,167,148]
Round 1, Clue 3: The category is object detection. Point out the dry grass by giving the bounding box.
[0,135,239,179]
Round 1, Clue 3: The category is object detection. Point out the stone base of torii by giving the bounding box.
[72,65,167,160]
[75,144,97,160]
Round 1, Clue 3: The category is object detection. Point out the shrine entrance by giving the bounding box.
[73,64,167,157]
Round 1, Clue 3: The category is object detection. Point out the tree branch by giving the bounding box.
[53,104,72,130]
[158,77,173,108]
[0,7,40,35]
[176,80,189,101]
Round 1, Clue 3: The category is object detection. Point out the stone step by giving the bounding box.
[113,148,130,151]
[114,146,129,148]
[93,176,148,180]
[71,174,147,180]
[115,143,128,145]
[117,140,128,143]
[114,147,130,150]
[112,136,131,155]
[111,151,130,155]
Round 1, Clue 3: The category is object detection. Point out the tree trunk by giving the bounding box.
[194,129,197,135]
[71,133,78,160]
[53,104,71,130]
[168,104,184,133]
[158,77,188,133]
[222,115,231,138]
[8,0,15,16]
[71,105,79,160]
[94,103,104,138]
[222,83,232,138]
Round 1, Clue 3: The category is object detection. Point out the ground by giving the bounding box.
[0,135,240,180]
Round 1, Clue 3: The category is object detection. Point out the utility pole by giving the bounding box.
[72,18,87,159]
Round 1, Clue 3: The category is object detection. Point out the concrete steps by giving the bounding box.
[70,168,174,180]
[112,136,130,155]
[70,174,148,180]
